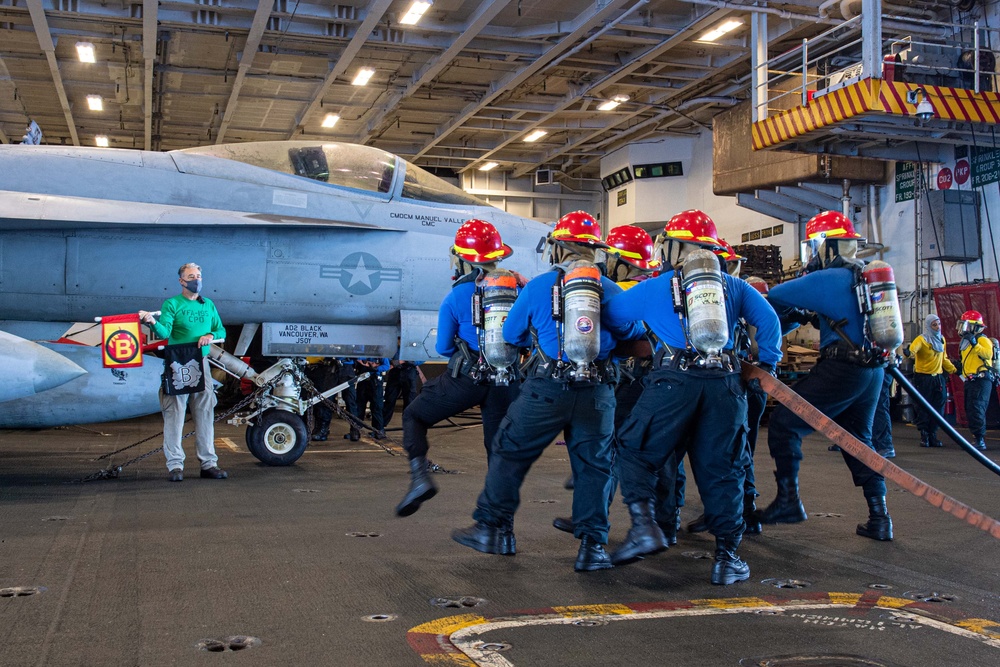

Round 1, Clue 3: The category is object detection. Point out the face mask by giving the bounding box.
[184,278,202,294]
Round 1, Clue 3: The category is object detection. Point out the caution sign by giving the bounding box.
[101,313,143,368]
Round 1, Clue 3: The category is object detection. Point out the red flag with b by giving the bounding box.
[101,313,143,368]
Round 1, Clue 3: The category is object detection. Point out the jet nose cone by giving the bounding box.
[0,331,88,403]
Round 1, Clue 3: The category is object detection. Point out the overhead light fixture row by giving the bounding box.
[400,1,432,26]
[95,135,109,147]
[352,67,375,86]
[696,19,743,43]
[478,162,499,171]
[321,113,340,128]
[523,129,547,143]
[76,42,96,63]
[86,95,103,111]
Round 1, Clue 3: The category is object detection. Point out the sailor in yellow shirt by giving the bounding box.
[908,314,957,448]
[957,310,995,451]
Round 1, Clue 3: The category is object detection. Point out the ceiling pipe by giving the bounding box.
[683,0,949,36]
[674,95,741,110]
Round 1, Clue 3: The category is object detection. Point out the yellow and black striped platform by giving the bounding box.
[752,77,1000,150]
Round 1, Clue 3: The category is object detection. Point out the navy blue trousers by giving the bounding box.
[871,372,894,454]
[964,376,994,439]
[912,372,947,437]
[767,359,885,496]
[473,378,616,543]
[616,368,748,539]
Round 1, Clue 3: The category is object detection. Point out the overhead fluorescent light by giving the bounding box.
[76,42,96,63]
[95,135,109,147]
[352,67,375,86]
[86,95,103,111]
[523,129,547,143]
[400,1,432,26]
[696,19,744,43]
[479,162,499,171]
[597,100,620,111]
[321,113,340,128]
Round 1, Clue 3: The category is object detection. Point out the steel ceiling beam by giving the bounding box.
[504,8,733,177]
[358,0,513,143]
[289,0,394,138]
[413,0,637,161]
[215,0,273,144]
[142,0,158,151]
[25,0,79,146]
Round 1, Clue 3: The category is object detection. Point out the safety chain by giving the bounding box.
[298,374,459,474]
[298,374,403,457]
[72,387,262,483]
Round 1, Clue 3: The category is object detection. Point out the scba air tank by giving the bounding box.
[863,260,904,350]
[682,248,729,357]
[478,269,520,384]
[562,260,603,379]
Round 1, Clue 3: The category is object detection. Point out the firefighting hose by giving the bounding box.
[742,363,1000,540]
[885,364,1000,478]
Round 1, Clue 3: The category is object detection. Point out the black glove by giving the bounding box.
[756,361,776,375]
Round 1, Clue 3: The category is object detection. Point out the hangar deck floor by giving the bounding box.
[1,414,999,666]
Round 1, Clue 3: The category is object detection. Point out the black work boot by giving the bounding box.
[975,436,987,451]
[855,496,893,541]
[756,473,808,524]
[552,516,574,534]
[656,508,681,546]
[919,431,931,448]
[929,433,944,448]
[311,427,329,442]
[451,522,516,555]
[686,513,708,534]
[710,535,750,585]
[575,536,613,571]
[743,494,762,535]
[395,456,438,517]
[610,500,669,565]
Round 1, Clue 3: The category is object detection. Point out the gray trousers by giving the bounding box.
[159,358,218,471]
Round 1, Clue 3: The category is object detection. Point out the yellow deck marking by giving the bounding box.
[551,603,633,617]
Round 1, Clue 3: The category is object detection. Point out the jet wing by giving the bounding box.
[0,191,405,231]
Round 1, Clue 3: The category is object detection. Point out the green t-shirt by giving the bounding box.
[151,294,226,356]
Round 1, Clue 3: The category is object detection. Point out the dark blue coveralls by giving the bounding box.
[471,269,643,544]
[383,357,422,426]
[766,267,887,498]
[961,334,996,443]
[870,372,895,457]
[401,273,518,461]
[606,272,782,539]
[310,358,359,439]
[355,357,389,434]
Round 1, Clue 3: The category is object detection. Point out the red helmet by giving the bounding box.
[714,239,744,263]
[961,310,985,325]
[745,276,769,295]
[606,225,660,270]
[549,211,606,247]
[662,210,723,249]
[805,211,863,241]
[452,219,513,263]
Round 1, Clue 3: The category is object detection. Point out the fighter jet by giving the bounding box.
[0,141,551,435]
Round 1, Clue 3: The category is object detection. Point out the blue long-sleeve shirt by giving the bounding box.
[503,269,644,361]
[605,270,783,367]
[435,279,481,357]
[768,267,865,349]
